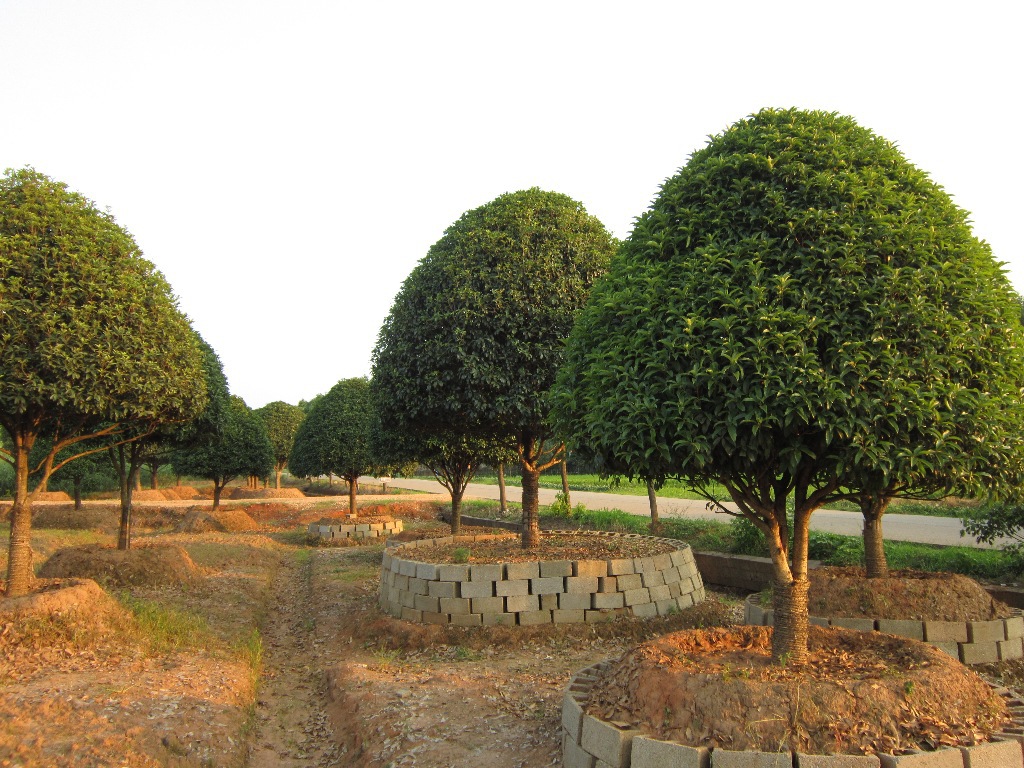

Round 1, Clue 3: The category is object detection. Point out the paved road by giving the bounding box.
[377,477,1009,550]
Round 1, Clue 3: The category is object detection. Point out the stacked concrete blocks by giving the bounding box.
[378,531,705,626]
[562,663,1024,767]
[744,595,1024,666]
[307,518,403,542]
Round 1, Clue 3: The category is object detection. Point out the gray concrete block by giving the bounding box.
[656,599,679,616]
[482,612,516,626]
[576,559,609,577]
[422,611,447,625]
[961,738,1024,766]
[562,691,585,742]
[472,596,505,614]
[398,559,418,577]
[634,556,656,574]
[459,580,495,598]
[400,607,422,622]
[617,574,643,592]
[676,593,696,610]
[532,576,566,595]
[505,594,540,613]
[631,735,709,767]
[428,580,458,599]
[662,567,682,585]
[877,620,925,641]
[439,597,471,615]
[653,553,674,570]
[581,715,637,768]
[631,602,658,618]
[408,577,429,596]
[586,609,624,623]
[541,560,574,578]
[828,617,875,631]
[879,746,965,766]
[554,609,586,624]
[560,593,593,611]
[449,612,482,626]
[518,609,553,625]
[960,642,1000,665]
[669,549,690,567]
[1002,638,1024,661]
[541,593,559,610]
[1006,616,1024,640]
[470,564,503,582]
[496,579,531,597]
[506,561,539,580]
[929,641,961,659]
[563,733,597,768]
[437,564,471,582]
[608,558,635,576]
[924,621,969,643]
[648,584,672,602]
[969,621,1006,644]
[567,576,600,594]
[599,576,619,593]
[415,562,438,580]
[642,569,666,588]
[624,587,652,606]
[711,748,790,766]
[414,594,439,612]
[594,592,625,609]
[797,753,881,766]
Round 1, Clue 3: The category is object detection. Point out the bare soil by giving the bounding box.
[585,625,1008,756]
[38,544,204,589]
[809,566,1014,621]
[175,508,261,534]
[1,495,1023,766]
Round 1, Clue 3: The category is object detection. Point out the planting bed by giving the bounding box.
[307,518,403,542]
[378,530,705,626]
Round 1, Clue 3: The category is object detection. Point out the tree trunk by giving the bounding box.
[73,476,83,510]
[115,445,141,551]
[560,460,570,507]
[6,438,36,597]
[520,464,541,548]
[450,487,464,536]
[646,479,660,533]
[134,474,142,492]
[498,463,508,514]
[348,477,357,517]
[213,482,223,510]
[149,460,161,489]
[862,496,891,578]
[771,575,810,666]
[275,464,283,490]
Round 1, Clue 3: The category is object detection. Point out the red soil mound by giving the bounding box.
[38,545,204,588]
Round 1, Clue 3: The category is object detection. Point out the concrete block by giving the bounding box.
[811,616,830,627]
[567,576,601,594]
[381,552,392,569]
[586,609,624,623]
[676,593,696,610]
[370,523,385,532]
[355,524,370,532]
[632,602,658,618]
[470,564,503,582]
[623,587,652,606]
[428,581,458,599]
[1006,616,1024,640]
[437,564,471,582]
[642,569,666,588]
[649,584,672,602]
[576,560,609,577]
[662,568,682,585]
[634,556,656,574]
[617,574,643,592]
[422,611,447,625]
[408,577,430,596]
[541,593,559,610]
[532,576,566,595]
[518,610,553,625]
[506,561,539,580]
[924,621,969,643]
[554,609,586,624]
[669,549,690,567]
[482,612,516,626]
[460,580,495,598]
[393,573,410,591]
[449,612,482,626]
[563,690,585,742]
[608,558,635,576]
[581,715,637,768]
[541,560,574,578]
[599,576,619,593]
[563,732,597,768]
[631,735,709,767]
[829,617,876,631]
[414,594,439,612]
[400,590,417,608]
[415,562,438,580]
[560,593,594,611]
[1002,638,1024,661]
[969,621,1006,644]
[747,600,766,625]
[878,746,965,766]
[400,607,422,622]
[961,738,1024,766]
[398,559,417,577]
[656,599,679,616]
[593,592,625,610]
[711,748,790,766]
[472,596,505,614]
[505,595,540,613]
[668,581,683,598]
[877,620,925,641]
[439,597,471,615]
[797,753,881,766]
[929,641,961,659]
[653,553,674,570]
[960,642,1000,665]
[496,579,531,597]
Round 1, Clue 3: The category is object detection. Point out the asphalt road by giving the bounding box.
[376,476,1011,550]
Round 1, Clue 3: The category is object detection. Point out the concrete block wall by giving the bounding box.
[307,519,403,542]
[377,531,705,626]
[744,595,1024,666]
[562,662,1024,768]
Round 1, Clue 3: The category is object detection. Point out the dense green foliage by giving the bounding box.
[372,188,616,544]
[551,108,1024,661]
[254,401,305,487]
[171,396,273,507]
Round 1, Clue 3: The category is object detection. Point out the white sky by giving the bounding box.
[2,1,1021,408]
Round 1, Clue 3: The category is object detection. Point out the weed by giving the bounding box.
[452,547,471,564]
[118,592,209,653]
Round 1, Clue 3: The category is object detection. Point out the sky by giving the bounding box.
[1,1,1021,408]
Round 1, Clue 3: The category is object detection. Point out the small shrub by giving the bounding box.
[452,547,470,563]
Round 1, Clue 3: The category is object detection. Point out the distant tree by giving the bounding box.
[255,401,305,489]
[172,396,273,509]
[371,188,616,548]
[0,168,207,595]
[551,108,1024,665]
[288,378,378,515]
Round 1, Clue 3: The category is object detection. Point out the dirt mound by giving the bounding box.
[228,487,305,500]
[0,578,117,617]
[35,491,72,502]
[163,485,200,500]
[586,625,1008,756]
[359,501,443,520]
[175,508,260,533]
[38,545,204,588]
[31,504,116,531]
[809,567,1012,621]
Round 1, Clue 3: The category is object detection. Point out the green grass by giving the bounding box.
[117,592,211,653]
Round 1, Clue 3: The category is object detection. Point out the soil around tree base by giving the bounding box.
[586,625,1009,756]
[38,544,205,588]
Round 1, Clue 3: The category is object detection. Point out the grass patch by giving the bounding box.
[0,522,110,575]
[471,472,726,500]
[117,591,210,653]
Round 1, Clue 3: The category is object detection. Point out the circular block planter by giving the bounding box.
[378,530,705,627]
[562,660,1024,768]
[744,594,1024,666]
[307,519,403,542]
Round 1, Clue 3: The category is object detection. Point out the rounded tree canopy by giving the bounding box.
[0,167,207,435]
[255,401,305,465]
[553,108,1024,497]
[372,187,617,440]
[288,377,375,480]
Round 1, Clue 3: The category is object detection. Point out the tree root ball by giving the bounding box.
[38,544,205,589]
[585,625,1009,756]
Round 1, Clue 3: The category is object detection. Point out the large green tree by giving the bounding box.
[172,396,273,509]
[288,378,377,515]
[0,168,207,595]
[372,188,616,547]
[255,401,305,489]
[552,109,1024,665]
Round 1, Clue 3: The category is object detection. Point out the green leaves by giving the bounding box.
[287,378,376,482]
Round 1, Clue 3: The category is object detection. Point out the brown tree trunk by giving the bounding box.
[498,463,508,514]
[520,464,541,548]
[73,476,84,510]
[114,445,141,551]
[560,460,570,507]
[275,464,283,489]
[213,482,223,510]
[6,438,36,597]
[646,479,660,533]
[771,575,810,667]
[348,477,357,517]
[450,487,464,536]
[862,496,890,578]
[150,462,160,489]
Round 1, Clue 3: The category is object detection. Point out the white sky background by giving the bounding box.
[1,1,1021,408]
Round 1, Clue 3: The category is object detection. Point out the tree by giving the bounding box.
[0,168,207,596]
[551,108,1024,665]
[172,396,273,508]
[255,401,305,489]
[288,378,377,515]
[371,188,616,547]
